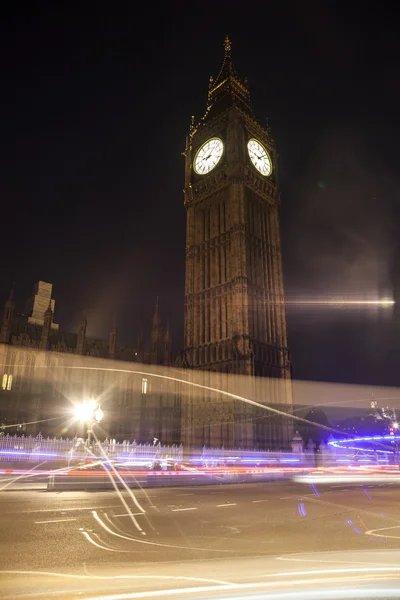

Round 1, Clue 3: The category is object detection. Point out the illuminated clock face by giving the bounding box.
[247,139,272,176]
[194,138,224,175]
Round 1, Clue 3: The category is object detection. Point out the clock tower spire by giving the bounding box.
[183,38,293,450]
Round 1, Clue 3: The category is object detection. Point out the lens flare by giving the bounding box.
[286,298,394,307]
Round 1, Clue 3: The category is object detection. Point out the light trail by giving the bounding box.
[0,415,64,429]
[90,510,233,553]
[286,299,395,306]
[0,569,232,585]
[89,430,148,524]
[56,365,344,437]
[365,525,400,540]
[81,530,131,553]
[40,566,400,600]
[4,359,397,442]
[294,474,400,484]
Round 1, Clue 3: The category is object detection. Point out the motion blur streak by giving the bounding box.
[63,365,339,436]
[286,299,394,306]
[79,592,400,600]
[309,483,320,498]
[74,566,400,600]
[365,525,400,539]
[89,430,148,535]
[0,570,232,585]
[81,530,130,553]
[92,511,145,544]
[294,474,400,484]
[91,511,232,553]
[0,460,84,491]
[4,349,400,438]
[0,460,49,491]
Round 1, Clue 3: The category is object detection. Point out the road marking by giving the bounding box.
[252,500,268,503]
[216,503,237,507]
[114,513,146,518]
[171,507,198,512]
[22,505,122,513]
[35,518,77,524]
[176,493,194,496]
[280,496,293,499]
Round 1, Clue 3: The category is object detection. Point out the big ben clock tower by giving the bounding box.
[183,38,292,448]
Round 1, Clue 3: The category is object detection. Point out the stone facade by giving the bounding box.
[0,344,183,444]
[182,38,293,449]
[0,283,178,443]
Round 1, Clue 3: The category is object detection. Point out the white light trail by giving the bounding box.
[365,525,400,540]
[286,299,395,307]
[90,511,232,552]
[52,566,400,600]
[0,569,232,585]
[294,474,400,484]
[81,530,131,553]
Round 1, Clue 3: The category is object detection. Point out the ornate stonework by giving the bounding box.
[183,39,293,449]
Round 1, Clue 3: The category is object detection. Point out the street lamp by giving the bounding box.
[73,399,104,447]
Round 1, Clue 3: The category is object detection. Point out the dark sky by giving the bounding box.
[3,2,400,387]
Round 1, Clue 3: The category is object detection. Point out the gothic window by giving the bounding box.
[2,374,12,391]
[219,297,223,339]
[207,299,211,343]
[202,303,206,344]
[225,296,229,337]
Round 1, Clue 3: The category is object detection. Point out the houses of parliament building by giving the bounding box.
[0,39,293,450]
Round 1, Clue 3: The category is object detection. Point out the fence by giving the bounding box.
[0,433,183,463]
[0,433,395,468]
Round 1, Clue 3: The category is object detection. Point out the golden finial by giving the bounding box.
[224,35,231,53]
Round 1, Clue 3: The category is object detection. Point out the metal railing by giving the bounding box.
[0,433,183,463]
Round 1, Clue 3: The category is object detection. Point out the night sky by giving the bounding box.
[3,2,400,388]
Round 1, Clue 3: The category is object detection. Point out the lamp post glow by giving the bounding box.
[73,399,103,448]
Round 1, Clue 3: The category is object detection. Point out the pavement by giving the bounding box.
[1,478,400,599]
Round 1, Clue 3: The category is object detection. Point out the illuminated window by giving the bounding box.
[142,378,148,394]
[2,374,12,391]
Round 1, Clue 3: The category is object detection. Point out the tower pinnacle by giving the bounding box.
[224,35,231,53]
[201,36,251,121]
[152,296,160,326]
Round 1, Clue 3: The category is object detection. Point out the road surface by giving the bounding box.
[1,478,400,598]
